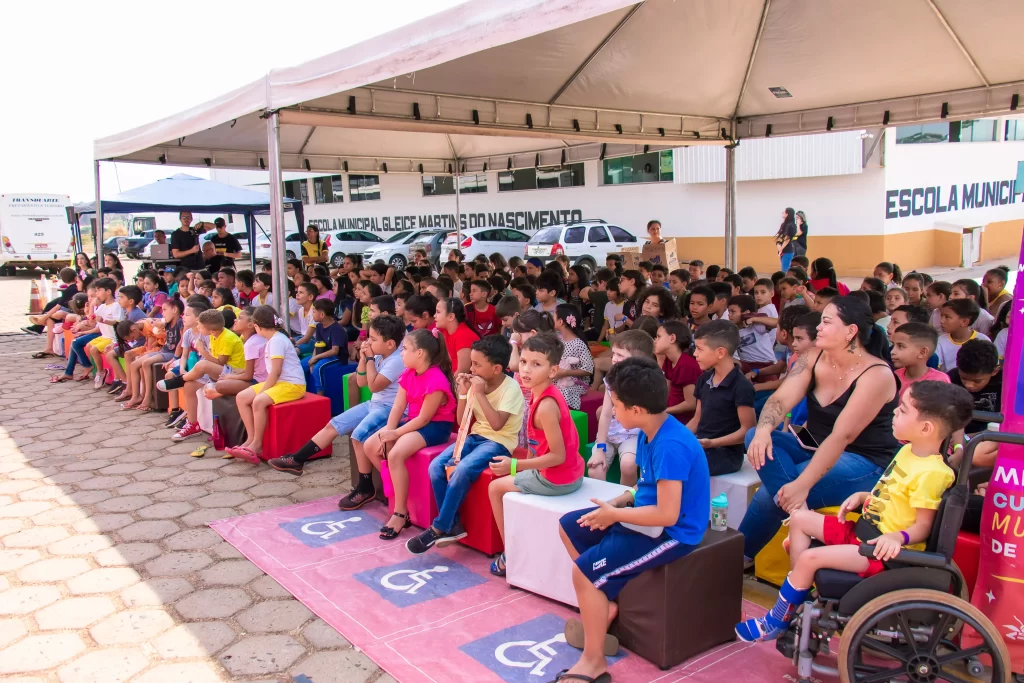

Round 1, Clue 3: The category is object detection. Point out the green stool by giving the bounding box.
[341,374,374,413]
[584,442,621,484]
[569,410,588,459]
[118,357,126,372]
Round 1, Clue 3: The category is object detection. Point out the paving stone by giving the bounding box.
[133,662,224,683]
[250,575,292,599]
[0,617,27,649]
[290,650,380,683]
[0,501,52,518]
[2,526,68,549]
[120,578,194,607]
[0,518,26,537]
[118,520,180,542]
[56,647,149,683]
[236,599,312,633]
[73,513,135,533]
[97,463,148,475]
[169,471,220,486]
[207,475,260,492]
[195,491,249,508]
[198,559,264,586]
[249,481,301,497]
[48,534,113,556]
[77,475,131,490]
[30,506,89,525]
[114,450,161,463]
[209,542,245,559]
[99,434,144,448]
[153,485,208,502]
[115,481,167,495]
[175,588,251,619]
[218,634,304,676]
[180,507,236,527]
[144,552,213,577]
[57,490,111,505]
[94,542,163,567]
[67,567,142,594]
[16,557,91,583]
[0,549,41,572]
[0,480,39,495]
[150,454,198,467]
[133,467,180,482]
[164,528,222,551]
[62,459,112,471]
[18,485,70,501]
[0,585,60,615]
[41,471,94,485]
[289,486,341,503]
[35,596,116,629]
[153,621,237,659]
[184,458,231,471]
[91,608,175,645]
[0,633,85,673]
[95,495,152,512]
[136,502,194,520]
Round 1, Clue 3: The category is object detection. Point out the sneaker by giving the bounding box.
[157,376,186,392]
[93,369,106,390]
[267,456,303,475]
[106,380,125,395]
[164,409,185,428]
[406,527,440,555]
[435,523,468,548]
[338,488,376,511]
[171,421,203,442]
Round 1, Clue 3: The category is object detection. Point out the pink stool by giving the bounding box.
[381,436,456,530]
[579,389,604,442]
[261,393,333,461]
[100,354,116,385]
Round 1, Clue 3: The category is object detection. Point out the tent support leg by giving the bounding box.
[94,161,104,266]
[724,144,737,270]
[267,112,290,333]
[454,168,461,250]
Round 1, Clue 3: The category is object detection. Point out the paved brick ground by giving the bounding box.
[0,272,393,682]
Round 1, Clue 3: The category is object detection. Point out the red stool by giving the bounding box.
[953,530,981,599]
[579,390,604,443]
[260,393,333,461]
[381,436,456,529]
[458,468,503,556]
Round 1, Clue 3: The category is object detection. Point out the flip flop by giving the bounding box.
[564,618,619,656]
[74,373,92,382]
[190,445,209,458]
[549,671,612,683]
[225,446,260,464]
[31,351,55,359]
[49,375,72,384]
[119,402,138,411]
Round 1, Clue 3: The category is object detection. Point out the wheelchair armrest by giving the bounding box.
[971,411,1003,425]
[858,543,947,569]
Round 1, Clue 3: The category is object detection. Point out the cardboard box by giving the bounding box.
[610,251,642,271]
[641,238,680,271]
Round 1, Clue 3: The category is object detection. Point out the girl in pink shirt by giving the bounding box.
[363,328,456,540]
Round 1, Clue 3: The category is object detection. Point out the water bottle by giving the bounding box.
[711,493,728,531]
[212,415,225,450]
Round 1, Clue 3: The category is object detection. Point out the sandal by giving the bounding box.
[564,618,619,656]
[190,445,209,458]
[225,446,260,464]
[49,375,72,384]
[74,372,92,382]
[549,671,612,683]
[31,351,55,359]
[490,552,507,577]
[337,488,377,511]
[379,512,410,540]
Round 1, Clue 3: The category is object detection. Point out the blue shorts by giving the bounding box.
[559,507,695,599]
[404,420,454,448]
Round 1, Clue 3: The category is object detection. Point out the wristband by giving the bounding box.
[900,530,910,545]
[458,394,468,400]
[356,371,367,376]
[785,412,792,418]
[510,458,518,476]
[595,443,607,452]
[629,486,637,498]
[753,368,760,376]
[509,339,519,346]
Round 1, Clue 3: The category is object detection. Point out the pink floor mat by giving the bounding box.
[211,496,811,683]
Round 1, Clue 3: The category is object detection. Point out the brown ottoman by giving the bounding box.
[212,396,247,448]
[611,527,744,669]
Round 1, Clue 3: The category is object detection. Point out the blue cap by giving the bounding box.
[527,257,543,268]
[162,266,176,273]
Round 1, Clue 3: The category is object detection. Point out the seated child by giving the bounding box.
[226,306,308,461]
[82,278,123,388]
[687,285,715,332]
[159,300,209,426]
[589,330,653,486]
[926,281,951,331]
[687,320,756,476]
[101,285,145,395]
[119,299,183,408]
[204,307,268,400]
[656,320,700,424]
[292,283,318,353]
[557,357,710,678]
[728,294,777,376]
[407,335,525,553]
[890,322,949,399]
[886,303,930,343]
[403,293,438,332]
[488,332,584,576]
[948,338,1001,435]
[466,279,500,337]
[274,315,406,477]
[751,278,779,341]
[936,299,990,372]
[495,295,521,340]
[304,299,345,394]
[736,380,970,642]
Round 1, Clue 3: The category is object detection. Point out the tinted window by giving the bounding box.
[349,174,380,201]
[529,227,563,244]
[588,226,610,243]
[564,226,585,243]
[608,226,636,242]
[503,230,530,242]
[474,230,496,241]
[361,231,383,242]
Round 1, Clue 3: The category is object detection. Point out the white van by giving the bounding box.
[0,193,74,275]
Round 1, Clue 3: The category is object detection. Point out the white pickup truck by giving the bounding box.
[0,193,74,275]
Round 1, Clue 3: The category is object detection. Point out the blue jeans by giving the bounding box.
[428,434,510,533]
[738,428,884,560]
[65,333,100,375]
[780,252,794,273]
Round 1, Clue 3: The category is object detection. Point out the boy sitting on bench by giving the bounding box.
[735,380,972,642]
[556,357,710,683]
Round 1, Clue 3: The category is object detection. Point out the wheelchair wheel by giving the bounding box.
[838,588,1010,682]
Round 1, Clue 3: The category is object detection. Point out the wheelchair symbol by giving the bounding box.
[300,517,362,540]
[380,565,449,594]
[494,633,567,677]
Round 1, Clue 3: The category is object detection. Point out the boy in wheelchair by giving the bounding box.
[736,380,972,642]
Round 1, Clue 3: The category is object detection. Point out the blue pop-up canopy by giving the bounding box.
[76,173,305,271]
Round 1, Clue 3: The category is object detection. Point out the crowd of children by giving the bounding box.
[33,237,1013,681]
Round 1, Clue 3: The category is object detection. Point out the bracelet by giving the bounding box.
[510,458,518,476]
[458,394,468,400]
[356,371,367,376]
[509,339,519,346]
[753,368,760,376]
[785,412,792,418]
[900,530,910,545]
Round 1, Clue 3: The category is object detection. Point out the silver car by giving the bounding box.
[362,229,442,269]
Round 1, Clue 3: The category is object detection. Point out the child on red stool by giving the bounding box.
[736,380,972,642]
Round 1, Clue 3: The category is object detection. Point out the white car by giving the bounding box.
[525,220,640,271]
[362,229,441,269]
[440,227,532,264]
[283,229,385,267]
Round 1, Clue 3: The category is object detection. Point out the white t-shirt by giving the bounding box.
[244,334,269,383]
[936,330,991,372]
[736,323,776,363]
[291,302,315,335]
[264,332,306,385]
[995,328,1008,359]
[973,307,994,337]
[95,301,124,340]
[757,303,778,344]
[603,300,623,330]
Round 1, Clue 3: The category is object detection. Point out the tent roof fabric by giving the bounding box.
[74,173,301,215]
[94,0,1024,174]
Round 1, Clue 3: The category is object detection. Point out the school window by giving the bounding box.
[349,174,381,202]
[602,150,674,184]
[894,122,949,144]
[313,175,344,204]
[497,163,585,192]
[952,119,997,143]
[1006,119,1024,141]
[422,174,488,196]
[282,179,308,204]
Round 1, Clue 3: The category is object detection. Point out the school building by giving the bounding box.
[212,117,1024,277]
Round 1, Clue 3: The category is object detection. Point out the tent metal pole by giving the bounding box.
[266,112,290,333]
[454,169,461,249]
[724,145,737,270]
[94,161,103,266]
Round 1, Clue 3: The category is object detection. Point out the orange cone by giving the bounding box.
[28,280,44,314]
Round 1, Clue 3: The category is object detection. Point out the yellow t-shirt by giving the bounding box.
[210,329,247,370]
[861,444,954,545]
[469,375,526,454]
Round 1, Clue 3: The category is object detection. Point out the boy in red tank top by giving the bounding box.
[487,332,584,576]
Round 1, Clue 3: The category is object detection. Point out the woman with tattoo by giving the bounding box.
[738,297,900,564]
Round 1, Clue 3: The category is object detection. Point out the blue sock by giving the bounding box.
[735,576,809,642]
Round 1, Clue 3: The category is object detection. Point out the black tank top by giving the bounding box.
[805,353,900,469]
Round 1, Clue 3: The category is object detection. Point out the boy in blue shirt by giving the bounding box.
[557,357,710,682]
[304,299,346,394]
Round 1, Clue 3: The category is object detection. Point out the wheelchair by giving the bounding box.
[774,423,1024,683]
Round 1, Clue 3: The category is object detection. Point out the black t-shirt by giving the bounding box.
[210,233,242,260]
[205,254,226,273]
[170,228,204,270]
[588,290,609,328]
[949,369,1002,433]
[57,283,79,307]
[693,366,756,473]
[623,294,641,323]
[780,223,798,254]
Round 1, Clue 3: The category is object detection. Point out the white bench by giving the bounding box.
[709,460,761,530]
[505,478,629,607]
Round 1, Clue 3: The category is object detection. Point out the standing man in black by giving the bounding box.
[170,212,206,271]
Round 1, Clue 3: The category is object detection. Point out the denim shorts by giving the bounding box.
[409,420,454,448]
[350,406,393,443]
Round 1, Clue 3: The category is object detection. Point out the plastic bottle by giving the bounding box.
[711,493,728,531]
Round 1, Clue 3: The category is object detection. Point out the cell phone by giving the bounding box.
[789,424,820,451]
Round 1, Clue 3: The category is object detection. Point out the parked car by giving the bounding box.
[119,230,157,259]
[362,229,443,270]
[525,220,640,271]
[325,230,385,268]
[440,227,531,264]
[102,236,121,254]
[406,230,450,269]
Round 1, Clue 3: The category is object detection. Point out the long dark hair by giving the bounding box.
[76,252,93,271]
[512,308,555,334]
[440,297,468,325]
[810,257,839,289]
[555,303,584,338]
[831,296,889,360]
[305,224,321,245]
[407,328,455,396]
[777,208,796,240]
